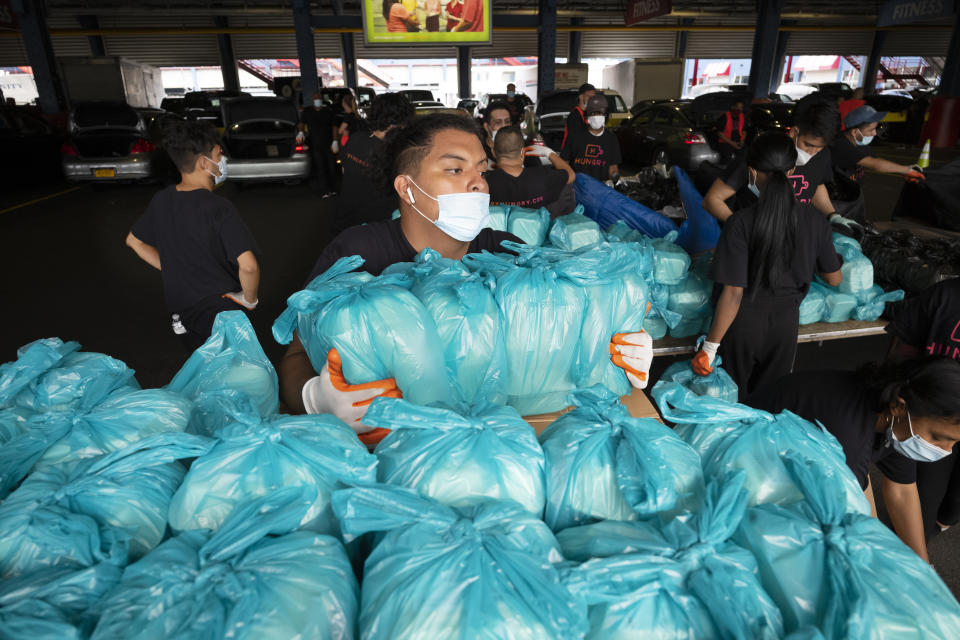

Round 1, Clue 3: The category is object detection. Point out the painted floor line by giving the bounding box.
[0,186,82,215]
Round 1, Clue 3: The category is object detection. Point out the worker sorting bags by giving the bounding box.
[332,485,589,639]
[383,249,508,406]
[661,355,739,403]
[539,387,704,532]
[734,456,960,637]
[273,254,454,407]
[91,487,359,640]
[167,412,377,536]
[0,433,213,579]
[653,381,870,513]
[557,475,784,639]
[365,397,545,515]
[166,311,279,437]
[0,339,191,498]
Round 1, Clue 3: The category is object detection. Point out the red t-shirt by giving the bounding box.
[445,0,463,30]
[459,0,483,32]
[388,4,410,32]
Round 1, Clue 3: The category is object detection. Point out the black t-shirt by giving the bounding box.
[561,106,587,150]
[886,279,960,361]
[831,135,873,181]
[131,186,259,313]
[484,166,568,209]
[746,370,917,488]
[710,203,841,299]
[560,128,622,182]
[337,132,397,227]
[306,217,522,283]
[300,106,333,145]
[723,147,833,208]
[334,111,364,135]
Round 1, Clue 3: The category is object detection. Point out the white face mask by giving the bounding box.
[747,170,760,197]
[795,145,813,167]
[404,176,491,242]
[587,115,606,130]
[490,127,500,142]
[887,409,952,462]
[313,99,322,108]
[855,128,875,146]
[203,155,228,185]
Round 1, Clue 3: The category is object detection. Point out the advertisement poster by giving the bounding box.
[362,0,492,45]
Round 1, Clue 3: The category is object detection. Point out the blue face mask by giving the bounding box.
[203,155,228,185]
[507,91,516,99]
[747,170,760,197]
[855,128,874,146]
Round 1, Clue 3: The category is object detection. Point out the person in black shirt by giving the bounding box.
[747,357,960,561]
[703,101,840,224]
[560,93,622,183]
[281,113,655,445]
[561,83,594,151]
[831,104,925,182]
[333,91,364,150]
[886,279,960,540]
[297,92,338,197]
[334,92,414,233]
[694,132,842,397]
[126,119,260,352]
[484,125,575,215]
[503,83,531,125]
[715,100,745,164]
[481,101,515,161]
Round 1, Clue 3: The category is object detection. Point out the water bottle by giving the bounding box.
[171,314,187,335]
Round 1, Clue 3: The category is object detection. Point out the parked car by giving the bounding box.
[686,91,793,149]
[614,103,719,171]
[183,91,251,129]
[160,97,186,114]
[532,88,631,150]
[479,92,534,112]
[685,83,748,99]
[414,103,467,117]
[0,105,63,190]
[879,89,915,99]
[399,89,436,103]
[456,99,479,117]
[61,101,159,184]
[221,96,310,185]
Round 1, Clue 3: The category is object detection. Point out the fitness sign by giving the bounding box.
[624,0,672,27]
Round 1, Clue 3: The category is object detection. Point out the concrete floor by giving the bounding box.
[1,144,957,597]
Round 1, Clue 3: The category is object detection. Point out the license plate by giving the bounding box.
[266,145,278,157]
[94,168,116,178]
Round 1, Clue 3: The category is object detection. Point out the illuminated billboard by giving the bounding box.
[362,0,492,45]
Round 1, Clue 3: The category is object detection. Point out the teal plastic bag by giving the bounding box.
[810,282,857,323]
[661,355,739,403]
[651,231,691,286]
[558,475,784,640]
[852,286,904,322]
[831,234,874,296]
[167,311,278,437]
[507,205,551,246]
[652,380,870,514]
[273,255,454,407]
[643,315,668,340]
[402,250,508,405]
[0,433,213,579]
[0,562,121,639]
[734,456,960,637]
[548,213,602,251]
[667,270,712,319]
[799,287,826,325]
[539,387,704,532]
[489,205,510,231]
[332,485,589,639]
[92,487,359,640]
[168,411,377,537]
[367,398,545,515]
[605,220,643,243]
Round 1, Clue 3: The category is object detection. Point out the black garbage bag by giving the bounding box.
[614,167,682,212]
[861,227,960,294]
[828,172,867,225]
[893,159,960,231]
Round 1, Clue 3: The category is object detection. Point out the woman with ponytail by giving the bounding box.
[693,132,843,396]
[747,356,960,561]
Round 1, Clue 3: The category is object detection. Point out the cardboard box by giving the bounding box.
[522,388,663,436]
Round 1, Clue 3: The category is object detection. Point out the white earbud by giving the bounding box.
[406,186,415,204]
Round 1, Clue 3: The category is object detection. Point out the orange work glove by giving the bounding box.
[692,340,720,376]
[610,331,653,390]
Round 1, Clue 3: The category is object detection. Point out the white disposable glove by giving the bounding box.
[301,349,401,433]
[331,140,340,153]
[296,131,305,143]
[524,144,556,158]
[610,331,654,390]
[829,213,863,233]
[222,292,258,310]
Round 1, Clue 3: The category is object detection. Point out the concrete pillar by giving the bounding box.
[12,0,65,113]
[333,0,358,91]
[293,0,319,103]
[457,46,471,99]
[769,21,792,96]
[675,18,693,59]
[214,16,241,93]
[537,0,557,96]
[569,18,583,64]
[747,0,785,100]
[77,15,105,57]
[863,31,888,96]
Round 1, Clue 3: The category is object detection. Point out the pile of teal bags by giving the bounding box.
[800,234,904,324]
[487,204,551,245]
[661,354,739,403]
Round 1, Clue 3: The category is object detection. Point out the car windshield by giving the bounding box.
[538,92,578,115]
[74,104,140,128]
[403,90,434,102]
